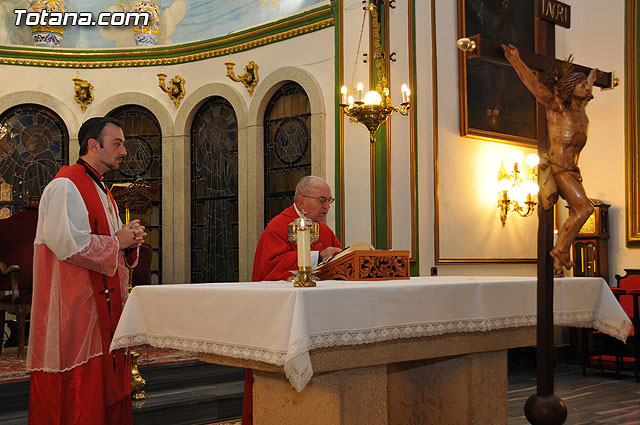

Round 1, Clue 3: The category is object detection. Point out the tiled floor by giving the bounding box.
[508,363,640,424]
[2,357,639,424]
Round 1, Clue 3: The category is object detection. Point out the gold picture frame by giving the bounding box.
[625,0,640,245]
[456,0,539,147]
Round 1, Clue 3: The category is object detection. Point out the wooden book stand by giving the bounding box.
[315,250,410,281]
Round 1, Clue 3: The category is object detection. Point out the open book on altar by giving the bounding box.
[317,242,374,268]
[315,243,409,281]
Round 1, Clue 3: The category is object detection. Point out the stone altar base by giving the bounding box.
[200,326,536,425]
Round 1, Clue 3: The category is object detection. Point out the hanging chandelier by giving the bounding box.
[339,0,410,143]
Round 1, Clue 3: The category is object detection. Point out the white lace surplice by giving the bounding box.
[26,178,135,373]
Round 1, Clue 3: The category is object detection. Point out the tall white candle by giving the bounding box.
[296,227,311,269]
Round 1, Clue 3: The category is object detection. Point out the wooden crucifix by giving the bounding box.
[458,1,617,424]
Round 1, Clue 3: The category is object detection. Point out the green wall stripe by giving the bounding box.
[410,0,420,276]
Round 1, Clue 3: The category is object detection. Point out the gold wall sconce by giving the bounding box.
[497,151,540,226]
[72,73,94,113]
[224,57,259,96]
[339,0,410,143]
[157,69,186,108]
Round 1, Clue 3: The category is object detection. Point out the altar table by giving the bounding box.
[111,276,630,425]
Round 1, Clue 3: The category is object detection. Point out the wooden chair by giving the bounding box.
[0,208,38,360]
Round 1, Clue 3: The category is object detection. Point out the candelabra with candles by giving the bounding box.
[338,0,411,143]
[287,214,320,287]
[497,151,540,226]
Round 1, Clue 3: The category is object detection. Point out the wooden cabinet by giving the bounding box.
[572,199,610,281]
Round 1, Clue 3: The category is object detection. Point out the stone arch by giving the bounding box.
[245,67,327,274]
[92,94,172,283]
[0,91,80,147]
[175,83,248,136]
[174,83,250,281]
[91,92,173,140]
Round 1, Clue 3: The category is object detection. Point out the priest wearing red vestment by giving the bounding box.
[251,175,343,281]
[26,117,147,425]
[243,175,342,425]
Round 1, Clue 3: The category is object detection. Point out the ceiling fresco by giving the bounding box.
[0,0,327,49]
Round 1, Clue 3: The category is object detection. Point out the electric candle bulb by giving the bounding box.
[523,180,539,196]
[347,95,354,107]
[526,153,540,168]
[340,86,347,104]
[497,178,511,193]
[356,82,364,102]
[363,90,382,105]
[401,84,410,103]
[510,150,525,166]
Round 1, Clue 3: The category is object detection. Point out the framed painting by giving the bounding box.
[457,0,538,146]
[625,0,640,246]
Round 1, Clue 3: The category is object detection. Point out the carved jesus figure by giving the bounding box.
[502,44,597,276]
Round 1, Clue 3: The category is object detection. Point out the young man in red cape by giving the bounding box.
[27,117,147,425]
[244,175,343,424]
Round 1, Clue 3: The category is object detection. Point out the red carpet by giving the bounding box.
[0,346,197,383]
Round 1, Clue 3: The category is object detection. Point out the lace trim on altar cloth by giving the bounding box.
[110,310,631,393]
[109,334,289,365]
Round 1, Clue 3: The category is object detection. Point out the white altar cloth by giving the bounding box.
[110,276,630,391]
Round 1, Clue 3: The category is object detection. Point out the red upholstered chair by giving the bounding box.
[0,208,38,359]
[131,243,153,287]
[586,270,640,382]
[612,270,640,382]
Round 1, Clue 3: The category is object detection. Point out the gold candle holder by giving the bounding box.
[287,214,320,287]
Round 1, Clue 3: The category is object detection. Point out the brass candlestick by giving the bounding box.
[287,214,320,287]
[111,179,158,401]
[123,203,146,401]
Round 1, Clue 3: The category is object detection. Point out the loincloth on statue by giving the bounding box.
[538,155,583,210]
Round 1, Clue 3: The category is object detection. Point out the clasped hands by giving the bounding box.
[115,219,147,250]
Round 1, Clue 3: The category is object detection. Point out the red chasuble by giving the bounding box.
[28,164,132,425]
[251,205,342,281]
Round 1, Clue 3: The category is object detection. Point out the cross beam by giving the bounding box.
[464,34,616,89]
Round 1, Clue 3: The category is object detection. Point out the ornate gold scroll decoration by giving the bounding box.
[225,57,259,96]
[72,74,94,112]
[157,72,186,108]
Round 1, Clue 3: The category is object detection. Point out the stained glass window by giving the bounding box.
[0,104,68,218]
[191,97,239,283]
[105,106,162,284]
[264,82,311,226]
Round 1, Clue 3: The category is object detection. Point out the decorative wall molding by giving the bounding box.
[0,6,334,69]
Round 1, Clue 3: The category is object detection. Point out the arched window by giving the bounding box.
[263,82,311,226]
[190,97,239,283]
[0,104,68,218]
[105,106,162,284]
